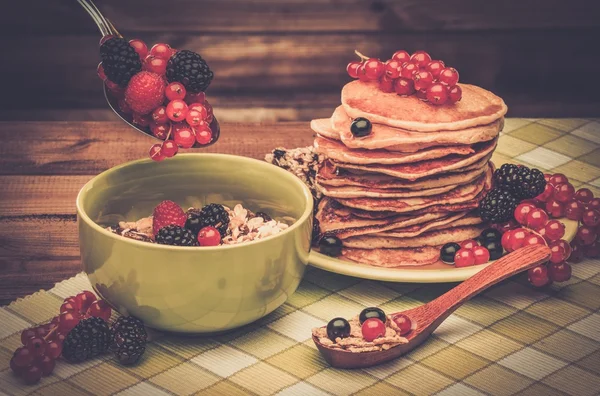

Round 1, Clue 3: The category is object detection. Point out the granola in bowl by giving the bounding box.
[265,146,324,199]
[106,201,290,247]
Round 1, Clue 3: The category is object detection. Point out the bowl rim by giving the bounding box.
[76,153,314,251]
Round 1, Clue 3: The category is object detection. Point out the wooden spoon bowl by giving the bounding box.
[313,244,551,369]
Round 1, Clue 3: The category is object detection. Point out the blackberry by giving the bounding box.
[62,317,111,363]
[155,225,197,246]
[185,204,229,237]
[166,50,214,93]
[255,212,272,222]
[111,316,147,365]
[493,164,546,200]
[100,38,142,87]
[479,188,519,224]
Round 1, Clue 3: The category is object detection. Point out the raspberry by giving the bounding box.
[124,72,166,115]
[152,200,186,236]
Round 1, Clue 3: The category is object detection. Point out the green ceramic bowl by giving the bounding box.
[76,154,313,333]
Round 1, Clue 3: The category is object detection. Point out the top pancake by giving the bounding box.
[342,81,507,132]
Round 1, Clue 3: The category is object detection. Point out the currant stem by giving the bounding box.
[354,50,370,61]
[43,324,58,341]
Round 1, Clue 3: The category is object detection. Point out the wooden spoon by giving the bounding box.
[312,244,551,369]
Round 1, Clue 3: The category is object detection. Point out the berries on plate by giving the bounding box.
[350,117,372,137]
[319,234,343,257]
[455,248,475,267]
[472,246,490,264]
[326,317,351,341]
[548,261,572,282]
[479,188,519,224]
[124,71,166,115]
[152,200,187,236]
[359,307,386,324]
[494,164,546,200]
[156,225,198,246]
[528,265,551,287]
[440,242,461,264]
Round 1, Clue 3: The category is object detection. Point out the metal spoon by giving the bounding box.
[313,244,551,369]
[79,0,219,147]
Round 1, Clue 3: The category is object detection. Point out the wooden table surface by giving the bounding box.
[0,121,314,305]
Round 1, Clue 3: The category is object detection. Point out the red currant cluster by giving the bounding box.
[97,38,216,161]
[454,241,492,267]
[346,50,461,105]
[326,307,412,345]
[10,291,111,384]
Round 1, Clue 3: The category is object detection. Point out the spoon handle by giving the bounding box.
[419,244,551,328]
[77,0,121,37]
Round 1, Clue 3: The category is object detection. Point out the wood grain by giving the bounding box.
[0,121,314,304]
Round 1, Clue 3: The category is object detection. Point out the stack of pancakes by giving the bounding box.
[312,80,507,267]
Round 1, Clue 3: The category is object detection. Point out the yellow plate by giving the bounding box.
[308,219,578,283]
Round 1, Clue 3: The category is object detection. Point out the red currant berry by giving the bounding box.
[129,39,148,59]
[185,91,206,105]
[535,184,554,202]
[528,265,551,287]
[548,261,572,282]
[544,173,552,182]
[185,109,205,126]
[150,122,170,140]
[357,63,370,82]
[413,70,434,91]
[493,219,519,234]
[166,82,187,101]
[132,113,152,127]
[582,209,600,227]
[576,225,597,245]
[143,55,168,75]
[20,328,37,346]
[161,140,179,158]
[394,77,415,96]
[117,98,132,114]
[105,80,125,98]
[410,51,432,68]
[58,311,80,333]
[46,341,62,360]
[87,300,112,321]
[21,365,42,385]
[10,356,26,375]
[346,61,362,79]
[426,60,445,79]
[447,85,462,104]
[26,337,46,357]
[460,239,479,250]
[472,246,491,264]
[526,208,549,229]
[363,58,385,80]
[545,198,565,218]
[378,75,395,93]
[514,203,537,225]
[585,241,600,258]
[549,173,569,186]
[509,228,530,251]
[501,230,513,252]
[76,291,96,312]
[361,318,386,342]
[565,199,585,221]
[194,125,213,145]
[60,300,78,314]
[569,242,585,263]
[524,234,545,247]
[204,100,214,122]
[64,296,80,309]
[545,220,566,242]
[438,67,459,86]
[166,100,189,122]
[415,88,428,101]
[99,35,114,45]
[549,241,566,264]
[149,144,166,161]
[553,183,575,203]
[589,198,600,211]
[550,239,572,262]
[97,63,106,81]
[400,62,419,79]
[13,346,34,367]
[426,83,449,105]
[188,103,209,119]
[150,43,172,60]
[455,248,476,267]
[197,226,221,246]
[174,126,196,149]
[384,59,402,79]
[391,313,412,336]
[392,50,411,64]
[574,188,594,204]
[35,355,56,376]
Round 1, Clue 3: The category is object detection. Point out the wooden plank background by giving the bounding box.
[1,0,600,121]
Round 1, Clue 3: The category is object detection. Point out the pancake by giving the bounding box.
[315,197,450,239]
[343,225,486,249]
[314,136,474,165]
[317,161,489,190]
[341,246,440,267]
[375,212,482,238]
[341,81,507,132]
[332,139,496,181]
[336,165,492,213]
[318,182,460,199]
[329,107,502,152]
[311,118,341,141]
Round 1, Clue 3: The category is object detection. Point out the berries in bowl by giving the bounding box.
[76,154,313,333]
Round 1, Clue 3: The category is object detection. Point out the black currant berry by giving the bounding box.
[479,228,502,243]
[359,307,386,325]
[326,318,351,341]
[440,242,461,264]
[350,118,372,137]
[319,234,342,257]
[483,240,503,260]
